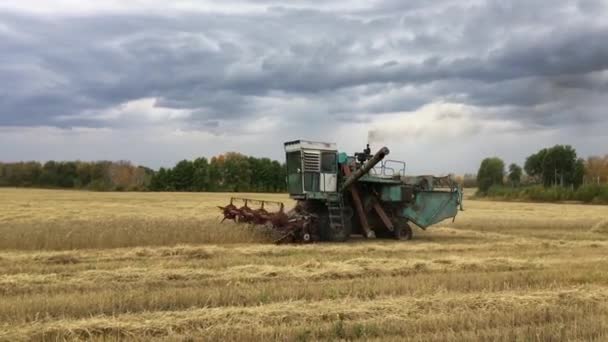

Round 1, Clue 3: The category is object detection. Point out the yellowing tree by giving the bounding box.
[585,155,608,184]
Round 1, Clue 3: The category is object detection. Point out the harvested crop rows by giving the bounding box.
[1,189,608,341]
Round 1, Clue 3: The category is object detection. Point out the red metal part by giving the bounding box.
[372,201,394,231]
[218,197,314,244]
[218,203,240,222]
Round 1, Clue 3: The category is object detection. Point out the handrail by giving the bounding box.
[372,160,406,177]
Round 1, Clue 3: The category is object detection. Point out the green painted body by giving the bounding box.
[358,176,462,229]
[285,142,462,233]
[375,179,463,228]
[379,185,404,201]
[400,190,461,228]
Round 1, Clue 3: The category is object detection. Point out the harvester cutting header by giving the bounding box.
[219,140,463,243]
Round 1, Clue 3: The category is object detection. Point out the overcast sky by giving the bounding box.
[1,0,607,174]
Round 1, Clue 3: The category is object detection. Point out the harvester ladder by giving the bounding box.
[327,195,345,233]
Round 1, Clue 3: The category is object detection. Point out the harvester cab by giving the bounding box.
[284,140,339,198]
[220,139,463,243]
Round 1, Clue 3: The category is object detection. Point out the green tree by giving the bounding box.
[229,153,252,191]
[524,148,547,183]
[524,145,585,188]
[248,157,262,191]
[75,162,93,187]
[508,163,522,187]
[87,161,112,190]
[39,161,59,187]
[477,157,505,193]
[172,160,195,191]
[57,161,77,188]
[192,157,210,191]
[248,157,277,192]
[208,156,224,191]
[149,167,171,191]
[272,161,287,192]
[0,162,42,186]
[541,145,580,187]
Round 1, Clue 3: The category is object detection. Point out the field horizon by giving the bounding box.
[1,188,608,341]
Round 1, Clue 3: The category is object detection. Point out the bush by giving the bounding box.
[481,184,608,204]
[593,186,608,204]
[86,179,111,191]
[576,185,602,203]
[477,158,505,193]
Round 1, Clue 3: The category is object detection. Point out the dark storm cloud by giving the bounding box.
[0,0,607,130]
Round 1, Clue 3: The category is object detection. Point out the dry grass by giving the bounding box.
[0,189,280,250]
[1,188,608,341]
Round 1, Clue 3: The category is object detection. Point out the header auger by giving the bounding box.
[219,140,463,243]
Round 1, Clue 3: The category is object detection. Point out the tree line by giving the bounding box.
[0,160,153,191]
[477,145,589,193]
[475,145,608,203]
[3,146,606,194]
[0,152,286,192]
[149,152,286,192]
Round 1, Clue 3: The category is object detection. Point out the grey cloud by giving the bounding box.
[0,0,607,134]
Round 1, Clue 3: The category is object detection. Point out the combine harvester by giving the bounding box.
[219,140,463,243]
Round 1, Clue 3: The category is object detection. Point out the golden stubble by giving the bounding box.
[0,188,607,341]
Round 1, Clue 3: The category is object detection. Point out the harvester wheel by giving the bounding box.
[394,220,413,240]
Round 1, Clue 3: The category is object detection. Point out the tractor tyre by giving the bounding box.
[394,219,413,240]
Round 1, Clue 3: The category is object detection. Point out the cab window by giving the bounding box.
[321,152,336,173]
[286,151,301,174]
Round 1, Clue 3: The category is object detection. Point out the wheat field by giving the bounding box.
[1,188,607,341]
